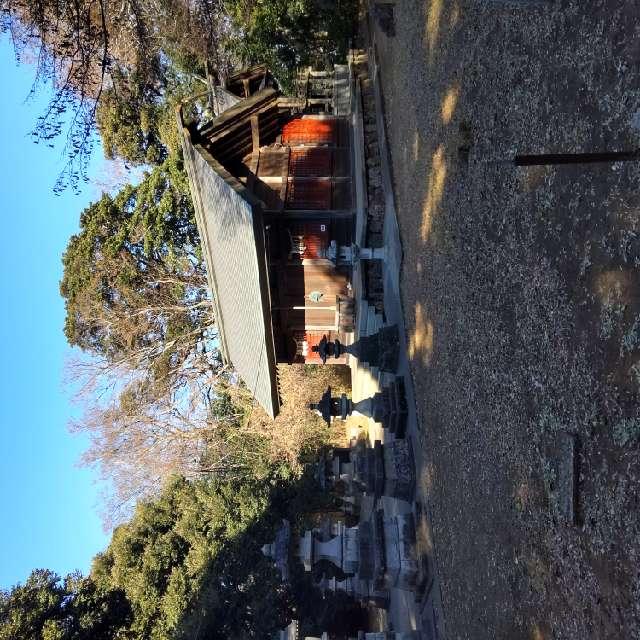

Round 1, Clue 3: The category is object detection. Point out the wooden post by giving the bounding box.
[250,115,260,153]
[279,150,290,211]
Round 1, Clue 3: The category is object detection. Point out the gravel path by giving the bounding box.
[371,1,640,638]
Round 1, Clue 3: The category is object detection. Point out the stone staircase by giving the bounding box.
[359,297,385,337]
[355,297,387,397]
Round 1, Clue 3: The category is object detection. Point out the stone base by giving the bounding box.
[354,577,390,609]
[373,377,408,437]
[356,325,400,373]
[358,510,387,588]
[353,439,385,497]
[382,511,418,590]
[383,439,416,502]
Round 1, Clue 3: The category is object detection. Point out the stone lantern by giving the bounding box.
[309,387,352,424]
[311,378,409,438]
[311,324,400,373]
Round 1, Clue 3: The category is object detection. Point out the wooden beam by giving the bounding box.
[250,115,260,153]
[246,152,259,192]
[279,149,290,211]
[263,209,354,218]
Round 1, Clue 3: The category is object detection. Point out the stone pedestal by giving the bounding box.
[323,437,415,503]
[317,562,389,609]
[352,377,408,437]
[382,512,418,590]
[374,376,408,438]
[354,324,399,372]
[382,439,415,503]
[318,574,356,598]
[299,522,359,576]
[356,515,385,585]
[352,439,385,497]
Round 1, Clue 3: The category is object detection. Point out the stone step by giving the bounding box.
[358,298,370,336]
[366,305,378,336]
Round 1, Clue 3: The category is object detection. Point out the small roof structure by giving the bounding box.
[177,89,281,417]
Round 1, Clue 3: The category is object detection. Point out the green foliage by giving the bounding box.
[1,476,291,639]
[91,475,290,639]
[96,64,204,166]
[0,570,65,640]
[230,0,357,89]
[60,155,205,363]
[96,88,165,166]
[0,569,131,640]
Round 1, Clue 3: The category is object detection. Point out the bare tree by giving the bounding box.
[68,347,233,526]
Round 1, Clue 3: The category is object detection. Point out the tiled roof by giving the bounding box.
[179,115,279,418]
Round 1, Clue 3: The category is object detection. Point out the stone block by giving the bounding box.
[383,439,416,502]
[368,218,384,234]
[372,508,388,589]
[368,167,382,187]
[386,377,408,438]
[396,513,418,589]
[378,512,419,590]
[357,520,374,580]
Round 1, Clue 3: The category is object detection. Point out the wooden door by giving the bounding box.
[282,263,349,332]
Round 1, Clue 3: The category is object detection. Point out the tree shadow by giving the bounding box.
[174,466,367,640]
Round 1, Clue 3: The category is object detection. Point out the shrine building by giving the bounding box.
[178,66,365,417]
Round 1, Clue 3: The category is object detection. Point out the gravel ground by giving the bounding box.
[371,1,640,638]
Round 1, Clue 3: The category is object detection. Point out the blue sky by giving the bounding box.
[0,37,111,589]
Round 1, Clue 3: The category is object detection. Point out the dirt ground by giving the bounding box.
[371,1,640,638]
